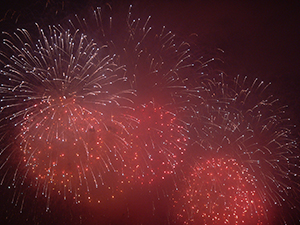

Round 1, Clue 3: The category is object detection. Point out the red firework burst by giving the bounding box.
[174,158,267,225]
[120,102,188,185]
[18,105,129,203]
[0,22,135,206]
[0,4,194,209]
[178,74,299,224]
[0,3,298,225]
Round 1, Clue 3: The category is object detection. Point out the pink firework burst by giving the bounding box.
[174,157,267,225]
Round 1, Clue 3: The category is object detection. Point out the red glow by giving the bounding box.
[174,158,267,225]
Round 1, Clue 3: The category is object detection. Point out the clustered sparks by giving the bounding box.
[123,102,188,184]
[174,158,266,225]
[0,4,299,225]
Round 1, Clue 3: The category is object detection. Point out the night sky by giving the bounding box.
[0,0,299,224]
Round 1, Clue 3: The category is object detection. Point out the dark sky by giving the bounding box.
[0,0,299,224]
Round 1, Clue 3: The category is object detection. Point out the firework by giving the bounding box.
[0,21,137,206]
[69,5,198,104]
[121,101,189,185]
[175,158,266,225]
[173,74,299,224]
[0,5,198,210]
[58,5,197,184]
[0,3,299,225]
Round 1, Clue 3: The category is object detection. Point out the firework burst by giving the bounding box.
[172,74,299,224]
[122,101,189,185]
[0,3,299,225]
[174,157,266,225]
[68,5,197,103]
[0,5,198,210]
[64,5,197,184]
[0,21,137,206]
